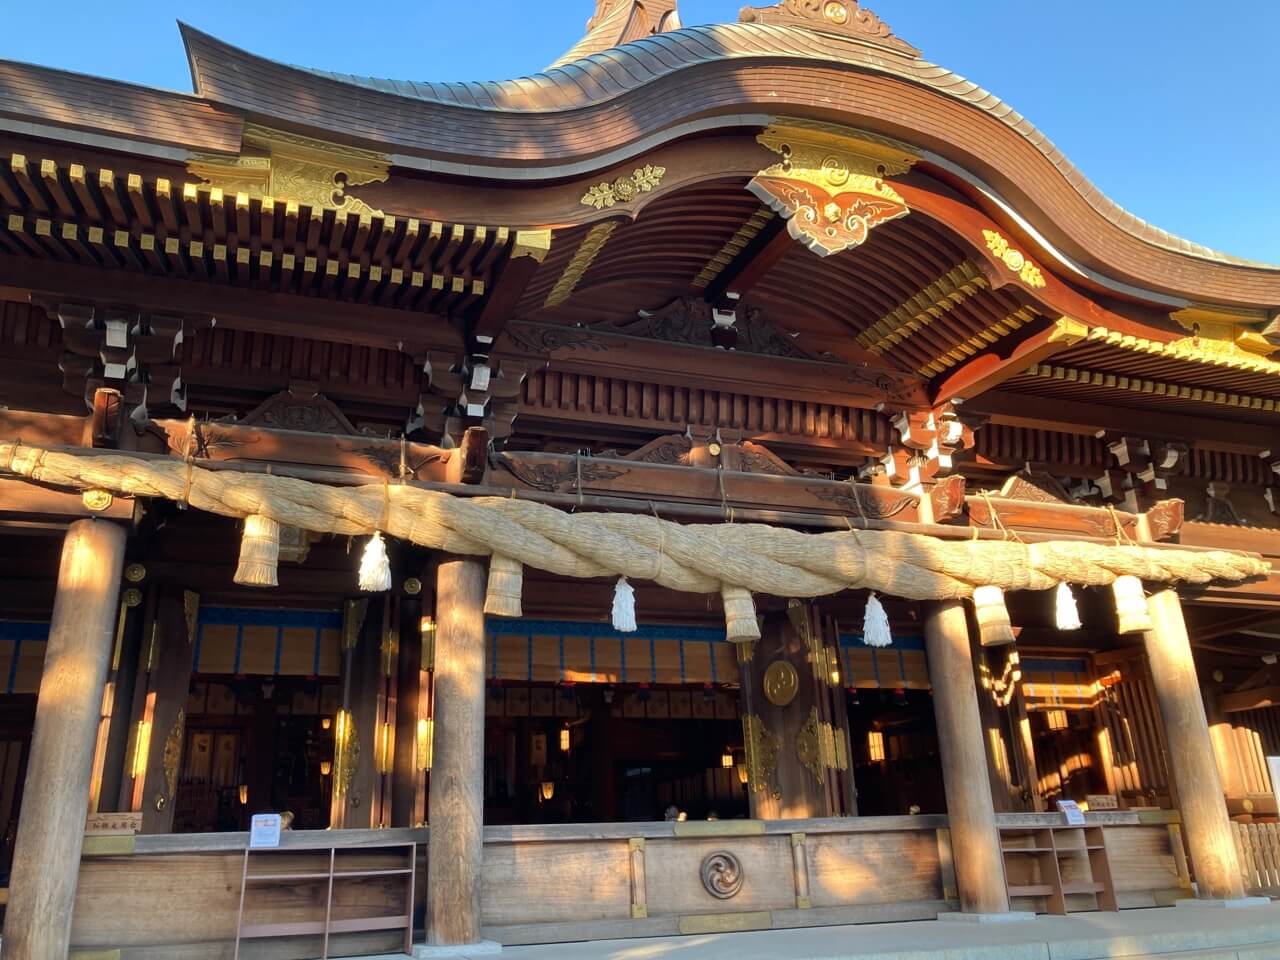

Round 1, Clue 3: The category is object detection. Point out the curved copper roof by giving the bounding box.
[178,21,1278,295]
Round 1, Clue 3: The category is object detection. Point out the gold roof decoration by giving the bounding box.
[187,123,390,219]
[739,0,919,56]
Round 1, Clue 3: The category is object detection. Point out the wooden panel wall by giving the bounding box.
[1093,650,1171,805]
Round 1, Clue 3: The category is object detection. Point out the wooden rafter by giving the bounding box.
[917,305,1039,376]
[1021,363,1280,415]
[698,212,792,305]
[855,261,988,355]
[930,316,1088,405]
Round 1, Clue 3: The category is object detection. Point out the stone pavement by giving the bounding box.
[379,902,1280,960]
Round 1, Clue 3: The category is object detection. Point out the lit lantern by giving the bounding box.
[560,726,571,753]
[321,717,332,731]
[868,730,886,763]
[540,781,555,801]
[721,751,734,769]
[736,762,748,786]
[238,784,248,805]
[1046,709,1069,732]
[320,760,332,776]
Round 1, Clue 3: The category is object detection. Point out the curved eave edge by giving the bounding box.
[173,20,1279,287]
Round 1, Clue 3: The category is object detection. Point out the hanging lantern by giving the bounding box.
[1112,576,1152,634]
[560,726,571,753]
[320,760,332,776]
[974,585,1016,646]
[721,750,734,769]
[321,717,331,731]
[540,781,555,802]
[612,577,637,632]
[1055,582,1083,631]
[238,784,249,805]
[484,555,524,618]
[234,514,280,587]
[721,585,761,642]
[862,593,893,648]
[736,762,749,786]
[1046,709,1069,732]
[359,532,392,592]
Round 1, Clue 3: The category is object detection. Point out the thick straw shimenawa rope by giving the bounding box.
[1,444,1267,603]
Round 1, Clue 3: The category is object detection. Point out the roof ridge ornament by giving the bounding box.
[549,1,684,69]
[739,0,920,57]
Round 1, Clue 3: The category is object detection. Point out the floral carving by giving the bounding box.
[581,164,666,209]
[602,297,810,359]
[807,484,918,519]
[505,323,612,355]
[494,454,628,492]
[982,230,1047,288]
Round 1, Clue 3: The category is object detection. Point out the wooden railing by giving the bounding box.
[1234,821,1280,893]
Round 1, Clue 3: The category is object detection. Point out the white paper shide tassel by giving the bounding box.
[612,576,637,633]
[359,532,392,593]
[1055,582,1083,631]
[1112,575,1152,634]
[862,592,893,648]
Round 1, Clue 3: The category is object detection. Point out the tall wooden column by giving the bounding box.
[924,600,1010,915]
[1142,588,1244,900]
[426,558,487,946]
[1,518,126,960]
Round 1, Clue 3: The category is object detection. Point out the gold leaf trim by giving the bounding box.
[742,713,780,797]
[544,222,617,307]
[693,207,775,289]
[982,230,1046,288]
[859,262,988,355]
[581,165,667,209]
[1023,363,1280,413]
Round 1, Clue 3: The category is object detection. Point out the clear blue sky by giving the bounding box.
[4,1,1277,266]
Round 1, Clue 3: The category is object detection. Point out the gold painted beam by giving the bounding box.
[693,206,775,289]
[544,222,617,308]
[918,306,1038,376]
[1023,362,1280,413]
[857,261,988,355]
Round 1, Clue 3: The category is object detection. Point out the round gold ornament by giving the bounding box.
[824,1,849,25]
[82,489,113,512]
[403,577,423,596]
[124,563,147,583]
[122,588,143,608]
[763,660,799,707]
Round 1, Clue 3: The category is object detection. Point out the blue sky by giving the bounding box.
[3,1,1277,265]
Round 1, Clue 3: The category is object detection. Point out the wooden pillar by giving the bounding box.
[924,600,1010,915]
[426,558,487,947]
[1142,588,1244,900]
[391,583,427,827]
[1,518,126,960]
[330,597,387,829]
[136,588,199,833]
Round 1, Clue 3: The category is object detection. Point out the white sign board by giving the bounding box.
[249,813,282,849]
[1057,799,1086,826]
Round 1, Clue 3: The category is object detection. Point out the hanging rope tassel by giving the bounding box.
[1112,575,1152,634]
[359,532,392,593]
[485,555,524,618]
[721,585,761,642]
[862,592,893,648]
[234,514,280,587]
[1055,582,1083,631]
[974,585,1016,646]
[612,576,637,632]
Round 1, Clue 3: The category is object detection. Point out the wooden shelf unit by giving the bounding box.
[233,841,416,960]
[999,824,1117,915]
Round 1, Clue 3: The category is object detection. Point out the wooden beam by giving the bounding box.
[0,253,460,353]
[930,316,1087,405]
[0,477,135,523]
[1219,685,1280,714]
[468,230,550,342]
[702,215,792,305]
[966,390,1274,455]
